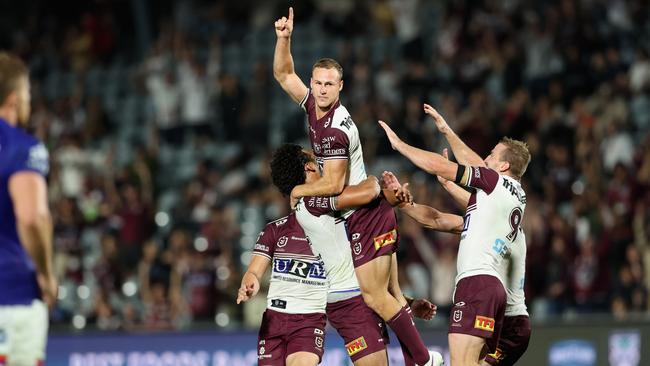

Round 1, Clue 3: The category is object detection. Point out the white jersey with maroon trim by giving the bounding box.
[456,167,527,299]
[253,214,328,314]
[295,197,360,302]
[300,90,367,218]
[506,229,528,317]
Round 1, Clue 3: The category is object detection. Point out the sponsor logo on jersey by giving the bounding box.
[455,301,466,307]
[274,219,288,226]
[373,230,397,250]
[273,258,327,279]
[474,316,495,332]
[346,336,368,356]
[254,243,269,252]
[324,148,346,156]
[290,236,308,241]
[315,336,324,348]
[352,233,361,241]
[277,236,288,247]
[307,196,331,209]
[271,299,287,309]
[453,309,463,322]
[27,143,49,174]
[492,239,511,259]
[474,168,481,179]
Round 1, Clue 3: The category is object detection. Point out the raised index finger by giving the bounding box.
[288,7,294,21]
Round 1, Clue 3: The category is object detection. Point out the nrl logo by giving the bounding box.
[453,309,463,322]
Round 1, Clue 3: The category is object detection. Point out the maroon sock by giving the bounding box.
[387,305,430,365]
[399,336,416,366]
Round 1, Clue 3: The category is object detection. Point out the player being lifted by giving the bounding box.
[378,104,531,366]
[0,52,56,365]
[269,144,437,366]
[273,8,442,366]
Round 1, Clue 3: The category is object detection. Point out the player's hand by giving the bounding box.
[236,279,260,304]
[290,188,301,209]
[423,103,450,134]
[38,272,58,311]
[274,7,294,38]
[378,120,403,151]
[381,171,401,191]
[437,148,451,186]
[410,299,437,321]
[382,171,413,205]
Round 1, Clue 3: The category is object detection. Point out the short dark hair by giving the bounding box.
[0,52,28,104]
[312,58,343,80]
[270,143,311,196]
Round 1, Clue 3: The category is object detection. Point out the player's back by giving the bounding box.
[254,214,328,314]
[456,167,527,289]
[0,119,48,305]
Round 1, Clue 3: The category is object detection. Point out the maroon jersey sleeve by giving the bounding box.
[303,196,337,217]
[321,128,350,161]
[464,166,500,194]
[300,90,314,114]
[252,223,276,259]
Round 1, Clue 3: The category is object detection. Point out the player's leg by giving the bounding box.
[449,333,486,366]
[355,255,431,365]
[388,252,408,306]
[285,352,319,366]
[353,350,388,366]
[258,310,289,366]
[482,316,531,366]
[5,300,48,366]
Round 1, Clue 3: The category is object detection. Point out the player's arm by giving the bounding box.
[378,120,460,181]
[423,104,486,167]
[273,7,309,104]
[400,203,464,234]
[291,158,347,206]
[9,172,57,307]
[237,254,270,304]
[332,175,380,210]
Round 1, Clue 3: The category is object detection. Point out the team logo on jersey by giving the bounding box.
[373,230,397,250]
[313,143,321,154]
[277,236,288,247]
[474,316,495,332]
[315,336,324,348]
[346,336,368,356]
[453,309,463,322]
[353,242,362,255]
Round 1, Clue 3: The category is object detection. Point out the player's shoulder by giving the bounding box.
[329,103,353,130]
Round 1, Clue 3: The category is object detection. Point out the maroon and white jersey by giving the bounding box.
[300,90,367,218]
[253,214,328,314]
[295,196,360,302]
[456,167,527,292]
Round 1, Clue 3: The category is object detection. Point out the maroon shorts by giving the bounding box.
[448,275,507,353]
[326,295,389,362]
[345,197,398,267]
[257,309,327,365]
[484,315,531,365]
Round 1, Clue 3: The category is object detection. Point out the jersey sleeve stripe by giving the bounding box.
[299,89,310,111]
[252,252,271,260]
[322,156,349,161]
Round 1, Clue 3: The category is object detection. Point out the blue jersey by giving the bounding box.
[0,118,49,305]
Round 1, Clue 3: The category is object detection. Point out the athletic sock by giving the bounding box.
[387,305,430,365]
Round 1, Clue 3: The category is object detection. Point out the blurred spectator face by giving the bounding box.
[310,67,343,110]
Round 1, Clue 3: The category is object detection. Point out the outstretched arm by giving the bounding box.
[273,7,308,104]
[378,120,462,182]
[423,104,486,167]
[237,255,270,304]
[290,158,347,207]
[437,148,471,209]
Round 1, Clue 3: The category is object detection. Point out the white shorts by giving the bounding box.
[0,300,48,366]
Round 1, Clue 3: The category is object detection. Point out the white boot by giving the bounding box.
[420,350,444,366]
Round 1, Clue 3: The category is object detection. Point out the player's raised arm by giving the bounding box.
[378,120,460,182]
[423,104,486,167]
[9,172,57,308]
[237,254,270,304]
[290,158,347,207]
[437,148,471,209]
[273,7,308,104]
[332,175,380,210]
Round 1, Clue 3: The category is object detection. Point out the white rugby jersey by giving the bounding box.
[253,214,328,314]
[301,90,367,218]
[295,197,360,302]
[455,167,527,296]
[506,230,528,317]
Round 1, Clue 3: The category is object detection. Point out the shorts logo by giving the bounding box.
[259,346,265,355]
[346,336,368,356]
[453,309,463,322]
[454,301,466,307]
[353,242,362,255]
[487,347,505,362]
[373,229,397,250]
[352,233,361,241]
[277,236,288,247]
[314,328,324,335]
[474,316,495,332]
[315,336,324,348]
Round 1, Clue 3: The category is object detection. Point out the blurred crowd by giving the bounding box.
[2,0,650,330]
